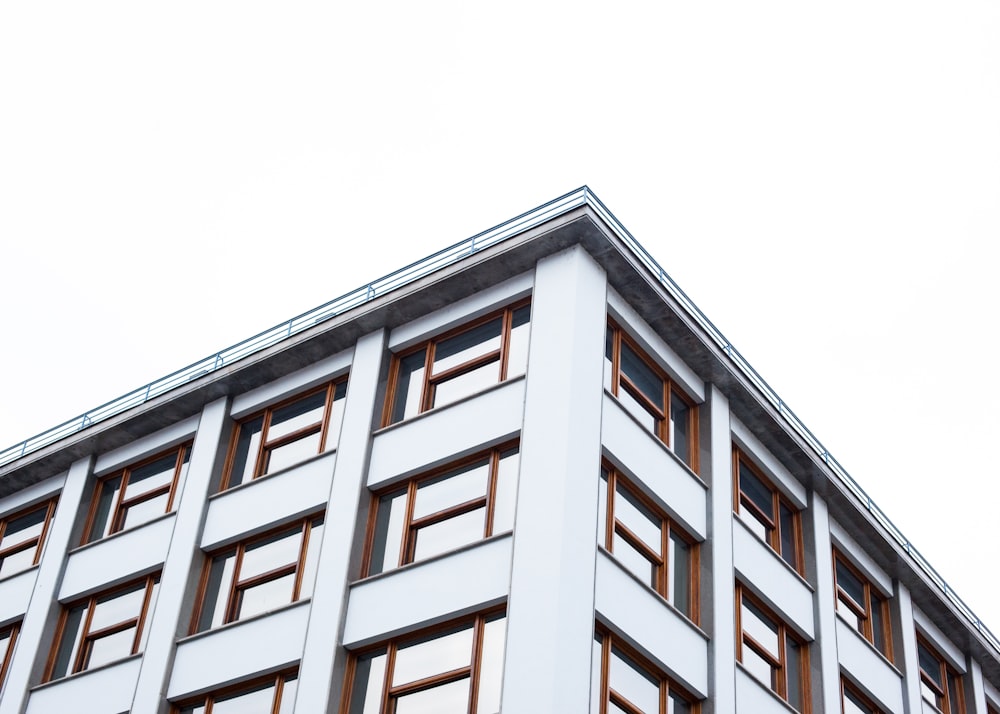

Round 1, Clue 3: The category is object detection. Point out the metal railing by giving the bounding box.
[2,186,996,655]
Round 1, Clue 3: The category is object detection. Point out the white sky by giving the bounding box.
[2,1,999,643]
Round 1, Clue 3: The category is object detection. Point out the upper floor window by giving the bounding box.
[733,448,803,573]
[222,378,348,490]
[83,444,191,543]
[363,445,519,577]
[736,583,809,712]
[1,621,19,688]
[173,671,297,714]
[46,573,159,681]
[605,321,698,471]
[342,610,506,714]
[598,465,698,622]
[833,549,892,660]
[0,498,58,579]
[383,300,531,425]
[592,628,699,714]
[191,515,323,633]
[842,678,884,714]
[917,636,965,713]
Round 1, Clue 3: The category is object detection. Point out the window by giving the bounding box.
[222,378,348,490]
[191,515,323,633]
[833,550,892,659]
[736,584,809,712]
[0,498,57,579]
[917,636,965,713]
[173,671,298,713]
[605,321,698,471]
[383,300,531,425]
[841,679,883,714]
[1,621,19,688]
[363,445,519,576]
[592,628,699,714]
[83,444,191,543]
[733,448,803,573]
[46,574,159,680]
[342,610,506,714]
[598,465,698,622]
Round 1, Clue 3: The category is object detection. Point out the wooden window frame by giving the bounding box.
[917,636,965,714]
[733,447,804,574]
[220,377,348,490]
[0,621,19,687]
[81,443,191,545]
[339,608,505,714]
[841,678,884,714]
[381,299,531,427]
[600,464,700,624]
[736,583,811,712]
[45,573,159,681]
[190,514,323,633]
[171,669,297,714]
[361,443,518,577]
[0,498,58,579]
[593,626,700,714]
[605,320,699,472]
[833,549,893,661]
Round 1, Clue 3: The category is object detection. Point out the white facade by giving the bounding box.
[0,192,998,714]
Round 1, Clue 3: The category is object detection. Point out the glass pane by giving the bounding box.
[835,558,865,607]
[369,491,407,575]
[618,386,661,434]
[0,627,14,668]
[299,520,324,598]
[267,391,327,441]
[394,677,470,714]
[85,626,136,669]
[323,382,348,452]
[212,681,275,714]
[0,544,39,578]
[785,635,802,710]
[392,350,428,423]
[476,614,507,714]
[670,392,692,466]
[432,360,501,409]
[137,582,158,652]
[614,484,661,555]
[506,305,531,379]
[229,417,264,487]
[609,646,659,714]
[837,595,863,632]
[89,477,123,541]
[278,676,298,713]
[844,687,875,714]
[598,473,609,547]
[741,599,780,659]
[620,343,663,411]
[669,691,693,714]
[51,605,86,678]
[918,642,944,689]
[240,529,302,580]
[738,465,774,521]
[393,625,474,687]
[1,505,48,548]
[669,531,692,616]
[177,706,205,714]
[125,453,178,499]
[264,430,323,475]
[612,532,657,589]
[119,492,170,532]
[236,573,296,620]
[921,678,941,706]
[413,460,489,520]
[739,508,771,543]
[199,553,236,631]
[870,594,888,654]
[491,449,520,534]
[90,584,146,631]
[412,507,486,562]
[741,644,777,691]
[604,329,615,393]
[779,503,798,569]
[349,651,387,714]
[948,673,963,713]
[432,318,502,374]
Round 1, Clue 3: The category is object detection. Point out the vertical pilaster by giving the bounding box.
[808,492,841,713]
[130,397,230,714]
[501,245,607,713]
[897,583,923,713]
[294,329,385,714]
[968,658,987,714]
[704,385,736,714]
[0,455,92,714]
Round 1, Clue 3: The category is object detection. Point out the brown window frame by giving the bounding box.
[81,443,191,544]
[361,443,519,577]
[339,607,506,714]
[736,583,811,712]
[45,573,159,681]
[1,620,19,687]
[841,678,884,714]
[381,299,531,427]
[599,464,700,624]
[917,636,965,713]
[593,626,700,714]
[171,669,298,714]
[733,447,804,574]
[605,320,699,472]
[220,377,348,491]
[0,498,58,579]
[190,514,323,634]
[833,549,893,661]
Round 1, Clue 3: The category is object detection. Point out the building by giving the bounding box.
[0,187,997,714]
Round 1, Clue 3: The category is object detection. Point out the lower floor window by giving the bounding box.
[592,628,698,713]
[174,670,297,713]
[917,636,965,713]
[842,678,883,714]
[1,621,19,687]
[342,610,506,714]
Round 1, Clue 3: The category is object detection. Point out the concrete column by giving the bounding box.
[130,397,230,714]
[0,456,92,714]
[968,658,987,714]
[808,492,841,714]
[501,246,607,714]
[703,385,736,714]
[896,583,923,713]
[293,329,385,714]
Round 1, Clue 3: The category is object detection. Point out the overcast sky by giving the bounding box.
[2,1,998,640]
